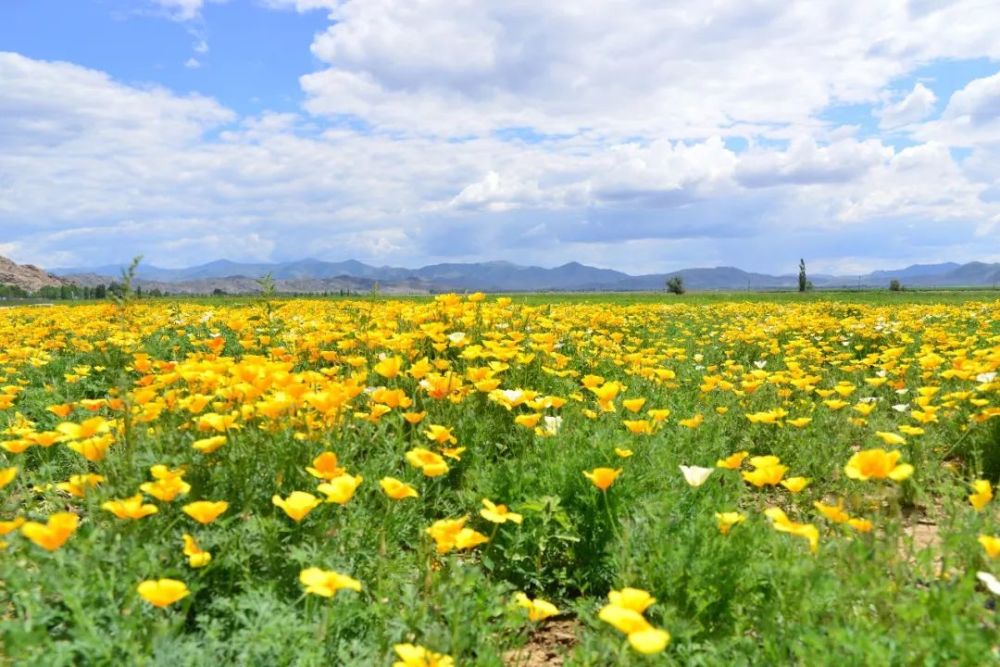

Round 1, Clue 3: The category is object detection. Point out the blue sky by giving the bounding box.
[1,0,999,274]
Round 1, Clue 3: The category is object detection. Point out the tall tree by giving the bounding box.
[798,259,807,293]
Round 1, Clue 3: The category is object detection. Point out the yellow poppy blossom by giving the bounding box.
[21,512,79,551]
[583,467,622,491]
[480,499,523,524]
[299,567,362,597]
[137,579,190,608]
[844,449,914,482]
[271,493,320,522]
[379,477,419,500]
[102,494,159,520]
[182,500,230,524]
[514,592,559,621]
[317,474,363,505]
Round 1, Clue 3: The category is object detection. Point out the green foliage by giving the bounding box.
[666,276,685,295]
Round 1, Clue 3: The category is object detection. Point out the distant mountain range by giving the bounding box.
[46,258,1000,294]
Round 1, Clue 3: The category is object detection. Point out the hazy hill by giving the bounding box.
[51,258,1000,293]
[0,255,69,291]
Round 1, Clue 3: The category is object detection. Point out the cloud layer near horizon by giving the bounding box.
[2,0,999,274]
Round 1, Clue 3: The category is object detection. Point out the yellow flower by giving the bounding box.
[66,434,114,462]
[874,431,907,446]
[182,500,229,524]
[440,446,466,461]
[317,474,363,505]
[306,452,346,480]
[374,355,404,379]
[598,600,671,654]
[716,451,748,469]
[425,516,489,553]
[741,456,788,488]
[969,480,993,511]
[56,473,104,498]
[0,466,17,489]
[299,567,362,597]
[787,417,812,428]
[598,604,652,634]
[847,518,873,533]
[403,411,427,425]
[979,535,1000,559]
[271,493,320,522]
[514,592,559,621]
[379,477,419,500]
[392,643,454,667]
[608,587,656,613]
[780,477,811,493]
[765,507,819,553]
[21,512,79,551]
[844,449,913,482]
[622,398,646,413]
[614,447,634,458]
[623,419,653,435]
[678,414,704,429]
[192,435,227,454]
[102,494,159,520]
[424,424,457,445]
[514,413,542,429]
[480,499,523,524]
[0,517,26,536]
[140,475,191,502]
[137,579,190,608]
[583,467,622,491]
[182,534,212,568]
[813,500,850,524]
[628,628,671,654]
[715,511,745,535]
[405,448,450,477]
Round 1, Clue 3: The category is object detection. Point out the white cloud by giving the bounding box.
[736,138,891,188]
[877,83,937,129]
[299,1,1000,139]
[151,0,208,21]
[4,1,1000,274]
[184,57,202,69]
[917,70,1000,146]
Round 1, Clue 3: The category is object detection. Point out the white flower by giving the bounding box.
[754,360,767,369]
[977,372,997,384]
[447,331,467,343]
[542,416,562,435]
[501,389,524,404]
[892,403,910,413]
[977,571,1000,596]
[679,465,714,488]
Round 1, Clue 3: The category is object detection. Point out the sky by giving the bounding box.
[1,0,999,275]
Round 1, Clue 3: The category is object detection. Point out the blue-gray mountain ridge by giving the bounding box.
[51,259,1000,292]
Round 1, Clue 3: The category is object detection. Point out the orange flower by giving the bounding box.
[306,452,346,480]
[21,512,79,551]
[182,500,229,524]
[583,467,622,491]
[844,449,913,482]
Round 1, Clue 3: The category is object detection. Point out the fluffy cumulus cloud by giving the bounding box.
[877,83,938,129]
[3,1,1000,273]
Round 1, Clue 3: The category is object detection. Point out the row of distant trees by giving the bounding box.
[0,282,168,300]
[663,260,907,294]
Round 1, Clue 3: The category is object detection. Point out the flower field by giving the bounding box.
[1,293,999,665]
